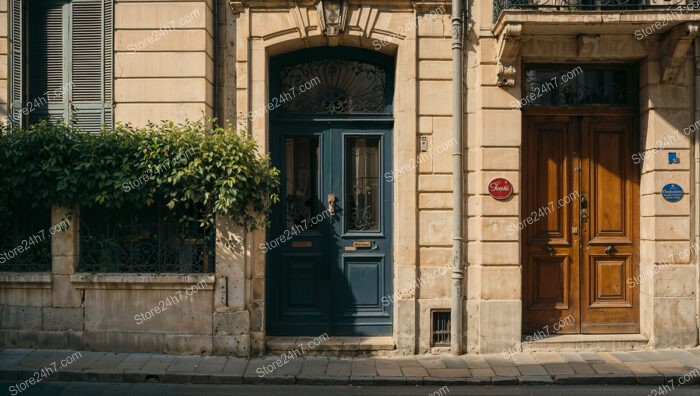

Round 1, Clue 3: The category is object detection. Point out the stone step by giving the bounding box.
[522,334,650,352]
[265,336,396,357]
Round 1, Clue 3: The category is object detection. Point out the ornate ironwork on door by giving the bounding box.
[279,59,387,115]
[522,66,636,107]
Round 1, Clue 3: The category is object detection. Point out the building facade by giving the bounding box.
[1,0,699,357]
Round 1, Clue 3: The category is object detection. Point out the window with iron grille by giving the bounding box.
[431,310,451,347]
[0,203,52,272]
[9,0,113,132]
[78,202,215,274]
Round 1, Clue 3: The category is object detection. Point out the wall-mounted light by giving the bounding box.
[317,0,348,36]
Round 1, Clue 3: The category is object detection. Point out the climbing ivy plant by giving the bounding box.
[0,120,280,234]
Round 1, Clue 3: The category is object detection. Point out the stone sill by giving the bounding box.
[494,10,700,36]
[0,272,52,288]
[70,273,216,290]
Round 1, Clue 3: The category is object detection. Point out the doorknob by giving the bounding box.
[543,245,554,255]
[327,193,336,216]
[604,245,617,255]
[580,193,588,222]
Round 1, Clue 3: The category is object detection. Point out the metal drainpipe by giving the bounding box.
[451,0,465,355]
[694,38,700,343]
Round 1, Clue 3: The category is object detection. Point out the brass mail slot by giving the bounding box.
[292,241,312,248]
[353,241,372,248]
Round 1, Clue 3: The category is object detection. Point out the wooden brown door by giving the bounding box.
[523,113,639,334]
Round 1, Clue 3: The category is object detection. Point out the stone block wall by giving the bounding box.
[113,0,215,125]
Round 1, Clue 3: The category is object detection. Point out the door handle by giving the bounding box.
[604,245,617,255]
[327,193,336,216]
[543,245,554,255]
[580,193,588,222]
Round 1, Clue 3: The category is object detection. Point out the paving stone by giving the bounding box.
[532,352,565,364]
[560,352,586,363]
[426,368,470,378]
[648,360,690,375]
[394,357,421,367]
[416,357,446,369]
[519,375,554,385]
[624,361,659,375]
[493,366,520,377]
[115,353,151,371]
[543,363,574,375]
[325,359,352,377]
[511,352,537,365]
[687,349,700,358]
[610,352,639,362]
[375,361,402,376]
[351,358,377,376]
[167,356,202,373]
[485,355,517,367]
[470,368,495,377]
[221,356,247,377]
[591,363,632,374]
[141,355,177,372]
[516,363,549,376]
[442,356,469,369]
[630,351,670,362]
[195,356,228,373]
[303,356,329,366]
[299,364,326,376]
[659,349,700,366]
[578,352,605,364]
[401,366,428,377]
[569,362,596,374]
[461,355,490,369]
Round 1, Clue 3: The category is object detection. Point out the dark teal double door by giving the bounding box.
[267,124,393,336]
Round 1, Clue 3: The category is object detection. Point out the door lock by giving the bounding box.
[580,193,589,222]
[327,193,336,216]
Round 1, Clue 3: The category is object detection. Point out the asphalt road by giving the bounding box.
[2,382,700,396]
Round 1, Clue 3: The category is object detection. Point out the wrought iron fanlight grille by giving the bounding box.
[279,59,387,115]
[522,67,636,107]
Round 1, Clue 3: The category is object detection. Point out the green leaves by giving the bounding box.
[0,119,280,232]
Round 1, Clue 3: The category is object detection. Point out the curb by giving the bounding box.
[0,370,672,386]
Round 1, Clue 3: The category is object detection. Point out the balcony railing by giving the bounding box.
[494,0,700,22]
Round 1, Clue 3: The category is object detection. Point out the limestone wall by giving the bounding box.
[113,0,215,125]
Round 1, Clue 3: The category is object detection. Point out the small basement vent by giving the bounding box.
[431,310,451,346]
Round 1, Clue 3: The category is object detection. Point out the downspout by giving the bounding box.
[694,38,700,343]
[451,0,465,355]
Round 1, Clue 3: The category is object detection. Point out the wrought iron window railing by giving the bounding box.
[78,203,214,273]
[494,1,700,22]
[0,204,52,272]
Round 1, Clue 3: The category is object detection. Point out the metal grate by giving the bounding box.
[78,202,214,273]
[0,204,52,272]
[431,310,451,347]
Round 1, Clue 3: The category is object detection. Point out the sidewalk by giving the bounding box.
[1,348,700,386]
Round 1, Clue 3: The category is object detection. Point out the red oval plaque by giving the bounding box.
[488,178,513,200]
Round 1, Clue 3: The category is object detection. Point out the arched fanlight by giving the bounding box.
[316,0,348,36]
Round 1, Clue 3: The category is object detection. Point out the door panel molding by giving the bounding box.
[523,114,639,335]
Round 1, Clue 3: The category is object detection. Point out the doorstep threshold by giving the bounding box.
[526,334,648,343]
[266,336,395,355]
[522,333,649,351]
